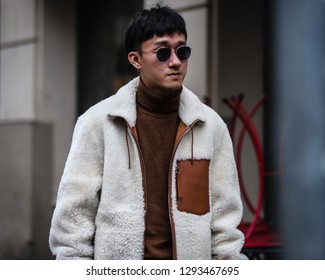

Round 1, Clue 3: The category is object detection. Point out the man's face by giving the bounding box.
[137,32,188,92]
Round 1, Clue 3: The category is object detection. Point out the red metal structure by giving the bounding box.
[223,94,283,259]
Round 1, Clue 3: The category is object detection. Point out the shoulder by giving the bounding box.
[76,98,112,132]
[77,76,139,127]
[181,85,227,130]
[203,103,226,125]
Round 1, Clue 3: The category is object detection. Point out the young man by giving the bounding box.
[49,4,247,260]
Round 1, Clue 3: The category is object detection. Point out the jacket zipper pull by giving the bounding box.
[176,165,182,204]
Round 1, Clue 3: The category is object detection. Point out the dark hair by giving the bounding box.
[125,4,187,53]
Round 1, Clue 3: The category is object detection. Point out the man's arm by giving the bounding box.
[49,116,103,259]
[210,123,248,260]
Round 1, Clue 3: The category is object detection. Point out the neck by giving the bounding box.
[136,77,181,113]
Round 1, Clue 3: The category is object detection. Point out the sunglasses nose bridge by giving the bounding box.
[170,49,181,61]
[167,50,182,66]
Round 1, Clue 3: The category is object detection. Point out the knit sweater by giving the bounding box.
[136,78,181,259]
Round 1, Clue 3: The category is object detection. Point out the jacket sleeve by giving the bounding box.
[49,116,103,259]
[210,123,248,260]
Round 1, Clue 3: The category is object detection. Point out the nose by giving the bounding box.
[168,50,182,67]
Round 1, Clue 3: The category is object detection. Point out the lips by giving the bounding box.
[167,72,181,78]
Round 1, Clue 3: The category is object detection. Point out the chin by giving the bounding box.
[165,81,183,91]
[165,85,182,92]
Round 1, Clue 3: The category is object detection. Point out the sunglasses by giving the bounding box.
[139,45,191,62]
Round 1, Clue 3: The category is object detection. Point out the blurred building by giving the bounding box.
[0,0,267,259]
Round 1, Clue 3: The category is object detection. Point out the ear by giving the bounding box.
[128,51,142,71]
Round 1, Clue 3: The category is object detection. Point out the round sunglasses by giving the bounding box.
[139,45,191,62]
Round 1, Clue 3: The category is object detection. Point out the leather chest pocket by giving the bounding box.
[176,160,210,215]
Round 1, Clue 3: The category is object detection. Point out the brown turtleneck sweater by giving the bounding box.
[136,78,181,259]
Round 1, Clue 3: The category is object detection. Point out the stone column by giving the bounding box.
[0,0,76,259]
[272,0,325,259]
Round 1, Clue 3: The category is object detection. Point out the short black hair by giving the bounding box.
[125,3,187,53]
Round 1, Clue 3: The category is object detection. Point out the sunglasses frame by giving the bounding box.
[139,45,191,62]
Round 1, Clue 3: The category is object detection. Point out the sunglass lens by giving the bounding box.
[177,46,191,60]
[156,48,171,62]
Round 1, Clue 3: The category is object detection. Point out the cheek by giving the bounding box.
[182,63,188,74]
[143,64,163,78]
[140,65,164,87]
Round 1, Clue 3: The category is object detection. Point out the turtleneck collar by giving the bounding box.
[136,76,181,114]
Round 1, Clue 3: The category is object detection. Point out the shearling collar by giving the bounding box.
[107,76,206,127]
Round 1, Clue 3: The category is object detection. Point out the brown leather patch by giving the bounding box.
[176,160,210,215]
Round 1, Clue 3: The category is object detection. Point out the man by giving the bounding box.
[49,4,247,260]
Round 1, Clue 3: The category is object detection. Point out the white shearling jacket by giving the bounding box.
[49,77,247,260]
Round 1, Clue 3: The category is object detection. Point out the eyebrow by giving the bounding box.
[153,40,187,47]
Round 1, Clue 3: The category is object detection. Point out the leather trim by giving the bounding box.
[176,159,210,215]
[168,121,188,259]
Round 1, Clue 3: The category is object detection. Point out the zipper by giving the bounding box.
[176,164,182,205]
[126,124,148,257]
[168,120,200,259]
